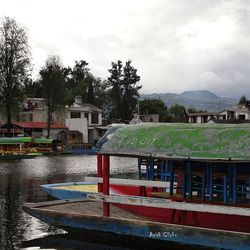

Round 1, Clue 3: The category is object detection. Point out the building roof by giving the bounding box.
[216,110,235,115]
[12,122,67,129]
[69,103,101,112]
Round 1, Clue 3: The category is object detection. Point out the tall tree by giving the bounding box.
[239,95,248,105]
[86,74,94,104]
[122,61,141,120]
[139,99,170,122]
[65,60,91,104]
[23,78,43,97]
[169,104,188,122]
[39,55,65,138]
[0,17,31,134]
[108,60,123,120]
[108,60,141,121]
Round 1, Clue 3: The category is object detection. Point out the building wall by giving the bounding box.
[42,128,63,139]
[20,109,67,124]
[142,114,159,122]
[66,116,88,143]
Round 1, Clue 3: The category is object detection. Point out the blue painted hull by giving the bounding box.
[23,200,250,250]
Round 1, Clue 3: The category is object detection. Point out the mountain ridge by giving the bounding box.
[140,90,237,112]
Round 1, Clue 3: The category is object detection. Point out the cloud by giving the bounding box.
[1,0,250,97]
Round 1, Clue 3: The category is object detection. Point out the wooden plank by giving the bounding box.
[84,176,170,188]
[86,193,250,217]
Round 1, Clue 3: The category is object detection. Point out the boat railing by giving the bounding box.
[84,186,250,217]
[84,176,171,189]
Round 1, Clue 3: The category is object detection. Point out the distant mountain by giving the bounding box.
[140,90,237,112]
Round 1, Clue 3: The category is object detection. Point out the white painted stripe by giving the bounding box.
[84,177,170,188]
[86,193,250,217]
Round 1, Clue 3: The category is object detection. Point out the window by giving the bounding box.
[91,112,99,124]
[84,113,88,119]
[70,112,81,118]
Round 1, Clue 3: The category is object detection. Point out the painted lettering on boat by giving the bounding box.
[126,137,159,146]
[149,231,177,238]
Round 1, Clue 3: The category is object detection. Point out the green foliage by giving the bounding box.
[23,78,43,97]
[169,104,188,122]
[39,55,66,137]
[187,107,207,113]
[139,99,170,122]
[239,95,248,105]
[108,60,141,122]
[0,17,31,131]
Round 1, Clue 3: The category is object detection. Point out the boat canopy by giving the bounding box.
[99,123,250,161]
[0,137,53,144]
[0,137,33,144]
[34,138,53,144]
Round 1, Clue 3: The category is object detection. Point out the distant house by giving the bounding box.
[20,97,66,125]
[188,104,250,124]
[235,102,250,120]
[141,114,160,123]
[130,113,160,124]
[0,122,67,139]
[66,96,106,145]
[187,112,216,124]
[216,110,235,120]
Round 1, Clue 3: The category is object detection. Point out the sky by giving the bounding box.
[0,0,250,97]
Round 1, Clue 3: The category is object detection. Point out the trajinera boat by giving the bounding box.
[24,123,250,249]
[0,137,52,159]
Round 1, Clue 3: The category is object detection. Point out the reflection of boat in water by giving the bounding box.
[62,143,97,155]
[24,123,250,249]
[0,152,42,160]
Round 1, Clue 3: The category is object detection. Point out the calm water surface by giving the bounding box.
[0,155,209,250]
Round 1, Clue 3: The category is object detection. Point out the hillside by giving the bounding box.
[140,90,237,112]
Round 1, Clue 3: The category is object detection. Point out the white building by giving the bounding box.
[235,103,250,120]
[65,96,104,144]
[188,112,216,124]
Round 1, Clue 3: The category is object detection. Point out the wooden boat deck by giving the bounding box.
[27,199,148,221]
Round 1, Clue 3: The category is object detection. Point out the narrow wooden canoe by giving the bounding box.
[23,198,250,250]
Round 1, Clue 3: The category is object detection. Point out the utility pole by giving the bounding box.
[137,99,140,123]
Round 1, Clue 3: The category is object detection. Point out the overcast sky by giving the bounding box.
[1,0,250,97]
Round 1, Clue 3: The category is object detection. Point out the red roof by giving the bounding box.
[13,122,67,129]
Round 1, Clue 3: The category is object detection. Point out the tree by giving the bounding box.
[239,95,247,105]
[122,61,141,120]
[23,78,43,97]
[187,107,207,113]
[169,104,188,122]
[108,60,123,120]
[108,60,141,122]
[139,99,170,122]
[0,17,31,134]
[65,60,94,105]
[39,55,65,138]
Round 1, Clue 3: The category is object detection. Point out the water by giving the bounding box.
[0,155,209,250]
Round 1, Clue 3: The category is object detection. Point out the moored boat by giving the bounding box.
[24,123,250,249]
[0,137,44,160]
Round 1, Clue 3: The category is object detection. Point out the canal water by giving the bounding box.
[0,155,209,250]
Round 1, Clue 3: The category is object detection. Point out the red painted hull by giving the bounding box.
[110,184,250,233]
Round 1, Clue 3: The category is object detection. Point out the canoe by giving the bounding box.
[23,198,250,250]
